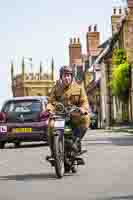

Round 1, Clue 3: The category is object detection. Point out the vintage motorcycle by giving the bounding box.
[45,103,87,178]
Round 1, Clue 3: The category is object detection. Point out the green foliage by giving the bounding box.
[110,49,130,102]
[122,111,129,121]
[112,48,127,66]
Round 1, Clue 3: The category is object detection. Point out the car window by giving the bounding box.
[3,100,42,113]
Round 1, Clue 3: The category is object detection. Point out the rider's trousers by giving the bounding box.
[71,113,90,139]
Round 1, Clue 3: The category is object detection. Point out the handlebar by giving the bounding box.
[54,103,88,115]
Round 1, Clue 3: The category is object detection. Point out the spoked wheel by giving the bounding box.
[53,134,64,178]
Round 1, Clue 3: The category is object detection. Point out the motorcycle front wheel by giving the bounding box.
[53,134,64,178]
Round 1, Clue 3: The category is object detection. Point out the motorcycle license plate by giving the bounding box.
[54,120,65,128]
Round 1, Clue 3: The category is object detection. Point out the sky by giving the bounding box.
[0,0,127,106]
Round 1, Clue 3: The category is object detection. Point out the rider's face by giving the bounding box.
[62,73,72,86]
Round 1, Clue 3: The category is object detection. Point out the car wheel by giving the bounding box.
[0,142,5,149]
[14,141,21,148]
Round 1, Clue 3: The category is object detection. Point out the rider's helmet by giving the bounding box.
[59,65,73,79]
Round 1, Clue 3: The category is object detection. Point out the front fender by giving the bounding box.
[48,118,65,136]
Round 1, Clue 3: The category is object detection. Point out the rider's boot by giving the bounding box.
[78,127,88,153]
[75,157,85,165]
[72,128,88,165]
[72,137,83,153]
[46,135,55,166]
[46,155,55,166]
[64,163,71,173]
[71,139,85,165]
[71,165,77,173]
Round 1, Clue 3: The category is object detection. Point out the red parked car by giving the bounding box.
[0,96,48,148]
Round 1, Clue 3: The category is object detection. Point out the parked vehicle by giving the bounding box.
[89,112,98,129]
[0,96,48,148]
[46,103,87,178]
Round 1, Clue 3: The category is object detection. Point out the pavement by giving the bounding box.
[106,125,133,134]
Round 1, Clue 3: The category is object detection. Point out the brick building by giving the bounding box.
[68,25,102,122]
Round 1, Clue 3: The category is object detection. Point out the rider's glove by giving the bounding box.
[80,107,88,115]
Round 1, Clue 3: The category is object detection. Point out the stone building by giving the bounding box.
[96,0,133,127]
[68,4,133,127]
[11,58,55,97]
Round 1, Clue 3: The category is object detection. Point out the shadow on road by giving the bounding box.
[0,172,74,181]
[97,194,133,200]
[109,136,133,146]
[83,136,133,146]
[4,142,49,149]
[0,172,57,181]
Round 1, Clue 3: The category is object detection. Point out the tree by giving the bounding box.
[112,48,127,66]
[110,49,130,102]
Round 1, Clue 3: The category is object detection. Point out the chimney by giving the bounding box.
[69,37,82,66]
[86,24,100,56]
[127,0,133,8]
[111,7,122,34]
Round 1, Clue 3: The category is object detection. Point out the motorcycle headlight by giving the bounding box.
[55,103,64,114]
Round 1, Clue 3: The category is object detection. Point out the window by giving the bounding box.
[3,100,41,113]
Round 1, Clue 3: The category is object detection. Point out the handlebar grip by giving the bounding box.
[81,112,88,116]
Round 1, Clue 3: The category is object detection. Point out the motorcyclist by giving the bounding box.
[46,65,90,165]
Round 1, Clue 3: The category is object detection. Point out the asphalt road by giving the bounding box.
[0,129,133,200]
